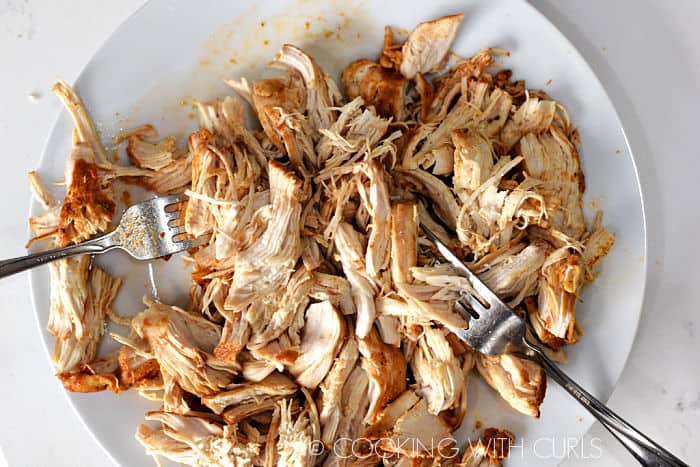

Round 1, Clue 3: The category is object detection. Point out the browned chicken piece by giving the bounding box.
[411,327,464,414]
[57,147,115,247]
[390,201,418,285]
[136,411,263,466]
[530,248,583,349]
[57,350,121,393]
[460,428,515,467]
[274,44,342,131]
[131,298,234,397]
[252,74,317,171]
[358,327,407,423]
[288,301,346,388]
[342,59,409,120]
[452,130,494,195]
[427,48,498,122]
[201,372,297,414]
[582,226,616,282]
[334,222,378,338]
[379,25,403,70]
[398,14,465,79]
[476,354,546,418]
[517,126,586,239]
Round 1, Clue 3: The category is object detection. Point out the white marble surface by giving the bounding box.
[0,1,697,466]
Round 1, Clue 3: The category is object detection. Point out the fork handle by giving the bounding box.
[0,234,115,279]
[526,342,688,466]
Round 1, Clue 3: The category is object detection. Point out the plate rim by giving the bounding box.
[27,0,648,465]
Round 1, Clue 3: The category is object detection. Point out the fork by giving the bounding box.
[421,224,688,467]
[0,194,192,279]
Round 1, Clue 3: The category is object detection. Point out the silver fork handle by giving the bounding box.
[524,339,688,466]
[0,233,116,279]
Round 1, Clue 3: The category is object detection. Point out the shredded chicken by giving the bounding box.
[29,14,615,466]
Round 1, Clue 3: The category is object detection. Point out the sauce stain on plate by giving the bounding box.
[118,0,373,139]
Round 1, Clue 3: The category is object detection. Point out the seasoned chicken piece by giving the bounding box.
[252,75,316,171]
[185,125,261,238]
[276,399,314,467]
[334,222,378,338]
[476,354,546,418]
[452,130,494,195]
[517,127,585,238]
[197,95,270,169]
[319,334,359,445]
[131,298,233,397]
[364,160,392,279]
[398,14,464,79]
[411,327,463,414]
[403,82,508,169]
[342,59,409,120]
[289,301,346,388]
[57,147,115,247]
[137,412,262,466]
[460,428,515,467]
[201,372,297,414]
[427,49,498,122]
[274,44,342,131]
[530,248,583,349]
[57,350,120,393]
[390,201,418,285]
[500,97,557,152]
[582,226,615,282]
[478,242,548,307]
[225,161,303,310]
[378,397,454,458]
[358,327,407,423]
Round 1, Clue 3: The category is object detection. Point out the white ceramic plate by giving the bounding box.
[29,0,646,465]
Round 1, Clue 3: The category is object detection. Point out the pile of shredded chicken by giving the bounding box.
[28,14,615,466]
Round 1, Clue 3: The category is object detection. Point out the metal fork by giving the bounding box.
[421,224,688,467]
[0,194,192,279]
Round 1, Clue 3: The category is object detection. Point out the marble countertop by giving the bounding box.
[0,1,697,465]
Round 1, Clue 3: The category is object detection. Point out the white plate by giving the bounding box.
[29,0,646,465]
